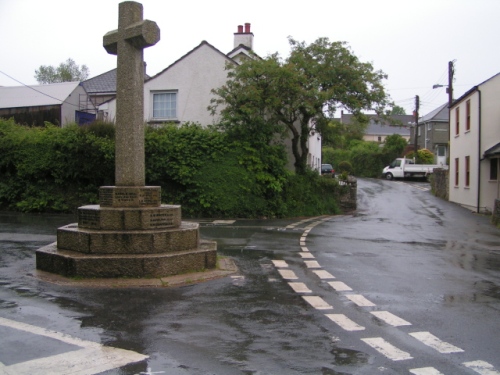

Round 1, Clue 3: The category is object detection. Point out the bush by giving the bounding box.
[405,148,434,164]
[337,161,353,174]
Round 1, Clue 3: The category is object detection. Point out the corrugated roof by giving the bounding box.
[0,81,81,108]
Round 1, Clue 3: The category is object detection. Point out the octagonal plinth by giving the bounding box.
[57,221,199,255]
[78,204,181,231]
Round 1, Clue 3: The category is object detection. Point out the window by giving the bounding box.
[427,123,432,131]
[437,145,446,157]
[491,158,499,181]
[455,107,460,135]
[466,100,471,132]
[152,92,177,119]
[455,158,459,186]
[465,156,470,187]
[378,136,382,142]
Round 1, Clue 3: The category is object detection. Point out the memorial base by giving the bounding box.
[35,186,218,280]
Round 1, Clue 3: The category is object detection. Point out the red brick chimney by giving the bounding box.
[234,23,254,49]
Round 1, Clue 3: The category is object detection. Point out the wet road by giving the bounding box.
[0,178,499,374]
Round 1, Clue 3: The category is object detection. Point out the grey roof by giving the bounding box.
[484,142,500,157]
[0,81,81,108]
[341,114,412,136]
[82,69,117,94]
[420,103,449,123]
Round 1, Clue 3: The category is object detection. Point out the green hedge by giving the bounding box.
[0,119,343,217]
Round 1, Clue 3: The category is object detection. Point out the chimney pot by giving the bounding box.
[238,25,243,33]
[244,23,251,33]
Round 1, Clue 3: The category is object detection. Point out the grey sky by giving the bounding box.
[0,0,498,116]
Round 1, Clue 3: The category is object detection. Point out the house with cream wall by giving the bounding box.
[100,24,322,172]
[449,72,500,214]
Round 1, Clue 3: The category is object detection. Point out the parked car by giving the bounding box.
[321,163,335,177]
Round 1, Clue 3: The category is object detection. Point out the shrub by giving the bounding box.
[337,161,353,174]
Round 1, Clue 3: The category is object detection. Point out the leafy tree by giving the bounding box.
[389,104,406,115]
[383,134,407,156]
[210,37,391,174]
[34,58,89,84]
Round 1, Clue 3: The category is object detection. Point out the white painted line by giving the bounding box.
[212,220,236,224]
[301,246,309,252]
[300,236,307,242]
[277,269,298,280]
[304,260,321,268]
[288,282,312,293]
[409,367,444,375]
[312,270,335,279]
[271,260,288,268]
[328,281,352,291]
[463,360,500,375]
[325,314,365,331]
[300,241,306,246]
[345,294,376,307]
[0,317,147,375]
[409,332,464,353]
[299,252,315,259]
[370,311,411,326]
[361,337,413,361]
[302,296,333,310]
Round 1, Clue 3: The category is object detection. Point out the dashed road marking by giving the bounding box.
[0,317,147,375]
[409,331,464,354]
[300,241,306,246]
[301,246,309,252]
[271,260,288,268]
[345,294,376,307]
[312,270,335,279]
[328,281,352,291]
[277,269,298,280]
[463,360,500,375]
[325,314,365,331]
[370,311,412,326]
[299,252,315,259]
[302,296,333,310]
[304,260,321,268]
[361,337,413,361]
[409,367,444,375]
[288,282,312,293]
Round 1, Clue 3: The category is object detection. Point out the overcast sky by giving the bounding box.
[1,0,499,116]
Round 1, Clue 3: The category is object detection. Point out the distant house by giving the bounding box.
[449,72,500,214]
[412,103,449,165]
[0,81,95,126]
[340,112,412,143]
[81,69,117,108]
[99,23,322,172]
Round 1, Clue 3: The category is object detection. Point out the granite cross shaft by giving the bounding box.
[103,1,160,186]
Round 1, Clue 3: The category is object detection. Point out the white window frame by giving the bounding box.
[151,91,178,121]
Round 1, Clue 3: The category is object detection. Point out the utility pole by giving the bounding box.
[413,95,420,159]
[447,60,454,108]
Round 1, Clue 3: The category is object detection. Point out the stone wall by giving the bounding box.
[493,199,500,226]
[338,176,357,211]
[431,168,449,200]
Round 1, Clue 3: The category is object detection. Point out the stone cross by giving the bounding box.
[103,1,160,186]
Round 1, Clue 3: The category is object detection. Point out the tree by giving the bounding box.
[389,105,406,115]
[34,58,89,84]
[210,37,391,174]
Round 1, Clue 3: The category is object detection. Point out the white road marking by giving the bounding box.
[345,294,376,307]
[300,241,306,246]
[302,296,333,310]
[0,317,147,375]
[288,282,312,293]
[301,246,309,252]
[325,314,365,331]
[212,220,236,225]
[277,269,298,280]
[409,331,464,353]
[312,270,335,279]
[361,337,413,361]
[304,260,321,268]
[370,311,412,326]
[271,260,288,268]
[299,252,315,259]
[328,281,352,291]
[300,236,307,242]
[409,367,444,375]
[463,360,500,375]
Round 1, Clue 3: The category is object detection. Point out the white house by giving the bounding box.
[100,24,322,172]
[449,72,500,214]
[0,81,95,126]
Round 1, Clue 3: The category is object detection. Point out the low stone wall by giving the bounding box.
[493,199,500,226]
[338,176,357,211]
[432,168,449,200]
